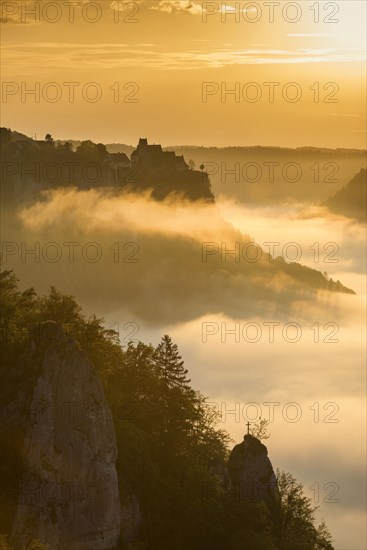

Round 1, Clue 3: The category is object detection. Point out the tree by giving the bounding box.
[45,134,53,143]
[96,142,107,157]
[250,418,271,440]
[153,336,192,461]
[1,273,335,550]
[0,128,12,146]
[39,286,83,327]
[63,141,73,152]
[0,270,38,351]
[154,335,190,390]
[315,521,334,550]
[76,140,107,160]
[0,534,11,550]
[274,469,334,550]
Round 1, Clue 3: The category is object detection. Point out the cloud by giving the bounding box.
[3,187,365,548]
[0,188,356,327]
[150,1,202,15]
[0,0,96,25]
[146,1,248,15]
[167,315,366,548]
[287,33,337,37]
[216,199,367,283]
[1,42,365,75]
[0,0,41,25]
[18,188,235,242]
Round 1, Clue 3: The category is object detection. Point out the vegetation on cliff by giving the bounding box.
[0,128,214,203]
[0,271,334,549]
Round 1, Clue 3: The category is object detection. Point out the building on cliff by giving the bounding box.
[129,138,214,201]
[131,138,190,173]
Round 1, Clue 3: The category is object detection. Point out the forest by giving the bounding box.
[0,271,334,550]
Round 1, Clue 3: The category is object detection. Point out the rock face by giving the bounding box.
[228,435,279,503]
[10,322,120,550]
[120,493,141,544]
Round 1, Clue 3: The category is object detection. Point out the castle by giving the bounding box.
[131,138,188,172]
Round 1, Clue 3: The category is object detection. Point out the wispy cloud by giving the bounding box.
[287,33,337,38]
[150,1,203,15]
[329,113,359,118]
[1,42,366,74]
[0,0,93,24]
[147,1,256,15]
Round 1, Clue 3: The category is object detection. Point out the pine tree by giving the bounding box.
[153,336,194,467]
[154,335,191,390]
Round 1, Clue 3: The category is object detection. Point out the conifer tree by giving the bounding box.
[154,334,191,390]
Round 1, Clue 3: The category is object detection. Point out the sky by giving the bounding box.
[1,0,366,147]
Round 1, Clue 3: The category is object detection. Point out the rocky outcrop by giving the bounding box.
[228,435,279,503]
[9,322,120,550]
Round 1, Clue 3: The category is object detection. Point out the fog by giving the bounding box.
[2,188,366,548]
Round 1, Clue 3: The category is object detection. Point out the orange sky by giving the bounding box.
[1,0,366,146]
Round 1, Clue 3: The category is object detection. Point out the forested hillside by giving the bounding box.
[0,129,214,204]
[0,272,334,550]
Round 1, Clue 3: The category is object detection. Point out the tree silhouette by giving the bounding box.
[274,469,334,549]
[250,418,271,440]
[63,141,72,152]
[154,334,190,389]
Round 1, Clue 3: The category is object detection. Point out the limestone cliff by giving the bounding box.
[228,434,279,503]
[9,322,120,550]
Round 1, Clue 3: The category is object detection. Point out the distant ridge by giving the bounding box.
[2,128,365,155]
[325,168,367,222]
[0,128,214,203]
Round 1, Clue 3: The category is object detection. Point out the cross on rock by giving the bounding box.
[246,421,251,435]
